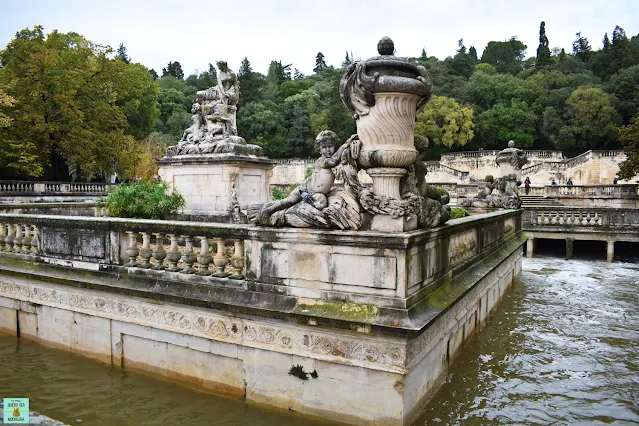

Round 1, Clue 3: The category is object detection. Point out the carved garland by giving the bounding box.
[0,280,407,372]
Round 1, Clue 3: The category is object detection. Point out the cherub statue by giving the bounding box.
[249,131,356,227]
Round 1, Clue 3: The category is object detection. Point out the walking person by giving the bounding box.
[524,177,531,195]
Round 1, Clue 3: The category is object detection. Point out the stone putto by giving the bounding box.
[248,37,451,231]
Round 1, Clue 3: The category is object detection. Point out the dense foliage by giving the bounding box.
[450,207,471,220]
[2,21,639,180]
[103,181,185,219]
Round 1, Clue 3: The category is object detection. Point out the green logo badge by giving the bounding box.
[3,398,29,424]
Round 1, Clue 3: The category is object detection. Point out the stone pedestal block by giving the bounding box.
[157,154,274,214]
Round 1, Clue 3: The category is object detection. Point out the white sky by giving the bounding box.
[1,0,638,76]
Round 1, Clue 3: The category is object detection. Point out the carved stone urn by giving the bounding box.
[496,140,529,181]
[340,37,432,231]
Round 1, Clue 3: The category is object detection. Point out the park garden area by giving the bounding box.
[0,22,638,184]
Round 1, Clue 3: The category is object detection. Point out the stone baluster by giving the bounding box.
[21,224,31,254]
[196,237,212,276]
[151,233,167,270]
[0,223,6,251]
[581,213,588,226]
[550,213,558,225]
[30,225,38,254]
[13,224,23,252]
[230,239,245,278]
[138,232,152,268]
[558,212,565,225]
[181,236,196,274]
[124,231,139,267]
[543,212,550,225]
[213,238,230,277]
[166,234,181,272]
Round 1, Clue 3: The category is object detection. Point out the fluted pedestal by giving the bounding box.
[366,168,417,232]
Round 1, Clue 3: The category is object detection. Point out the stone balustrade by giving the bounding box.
[0,215,248,279]
[0,181,116,194]
[523,206,639,229]
[0,210,523,308]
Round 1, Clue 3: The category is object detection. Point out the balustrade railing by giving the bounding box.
[0,181,116,194]
[0,216,249,278]
[523,207,639,229]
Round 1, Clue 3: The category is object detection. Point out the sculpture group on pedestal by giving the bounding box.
[166,61,263,157]
[461,141,528,209]
[248,37,451,231]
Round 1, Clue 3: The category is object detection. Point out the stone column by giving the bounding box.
[606,240,615,263]
[526,237,534,258]
[565,238,574,260]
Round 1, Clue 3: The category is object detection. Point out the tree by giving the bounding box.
[116,43,130,64]
[480,37,527,75]
[469,46,478,63]
[162,61,184,79]
[0,27,158,180]
[341,50,353,67]
[284,89,318,157]
[617,114,639,180]
[149,69,159,80]
[603,33,611,50]
[237,100,287,157]
[237,57,264,106]
[572,32,592,62]
[608,65,639,124]
[475,100,538,148]
[556,86,619,150]
[420,47,427,59]
[415,95,474,148]
[536,21,552,68]
[314,52,327,74]
[263,60,291,100]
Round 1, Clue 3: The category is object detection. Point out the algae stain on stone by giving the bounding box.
[294,299,377,322]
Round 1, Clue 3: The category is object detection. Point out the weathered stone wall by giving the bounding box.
[0,210,524,425]
[0,243,522,425]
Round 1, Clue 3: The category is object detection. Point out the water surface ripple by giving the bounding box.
[1,256,638,425]
[417,256,639,425]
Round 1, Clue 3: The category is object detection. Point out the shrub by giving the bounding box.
[438,187,450,198]
[450,207,470,220]
[103,182,185,219]
[272,188,286,200]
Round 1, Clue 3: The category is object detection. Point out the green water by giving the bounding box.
[1,256,638,425]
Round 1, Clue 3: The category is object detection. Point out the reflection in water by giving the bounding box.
[1,256,638,425]
[0,337,335,426]
[417,256,639,425]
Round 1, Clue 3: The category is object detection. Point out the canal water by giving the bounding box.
[1,254,638,425]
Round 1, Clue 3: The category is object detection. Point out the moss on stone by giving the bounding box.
[294,300,378,321]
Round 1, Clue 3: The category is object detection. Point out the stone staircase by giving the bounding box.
[520,195,562,207]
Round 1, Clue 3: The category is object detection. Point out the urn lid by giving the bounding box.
[339,37,433,118]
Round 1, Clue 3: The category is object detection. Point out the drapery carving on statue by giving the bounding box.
[247,131,364,230]
[248,132,452,230]
[165,61,263,157]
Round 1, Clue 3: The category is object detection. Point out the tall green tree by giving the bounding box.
[162,61,184,79]
[0,26,158,179]
[314,52,327,73]
[556,86,619,150]
[480,37,527,75]
[617,113,639,180]
[572,32,592,62]
[116,43,130,64]
[536,21,552,68]
[237,57,264,106]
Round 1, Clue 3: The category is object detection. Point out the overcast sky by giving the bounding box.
[2,0,638,76]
